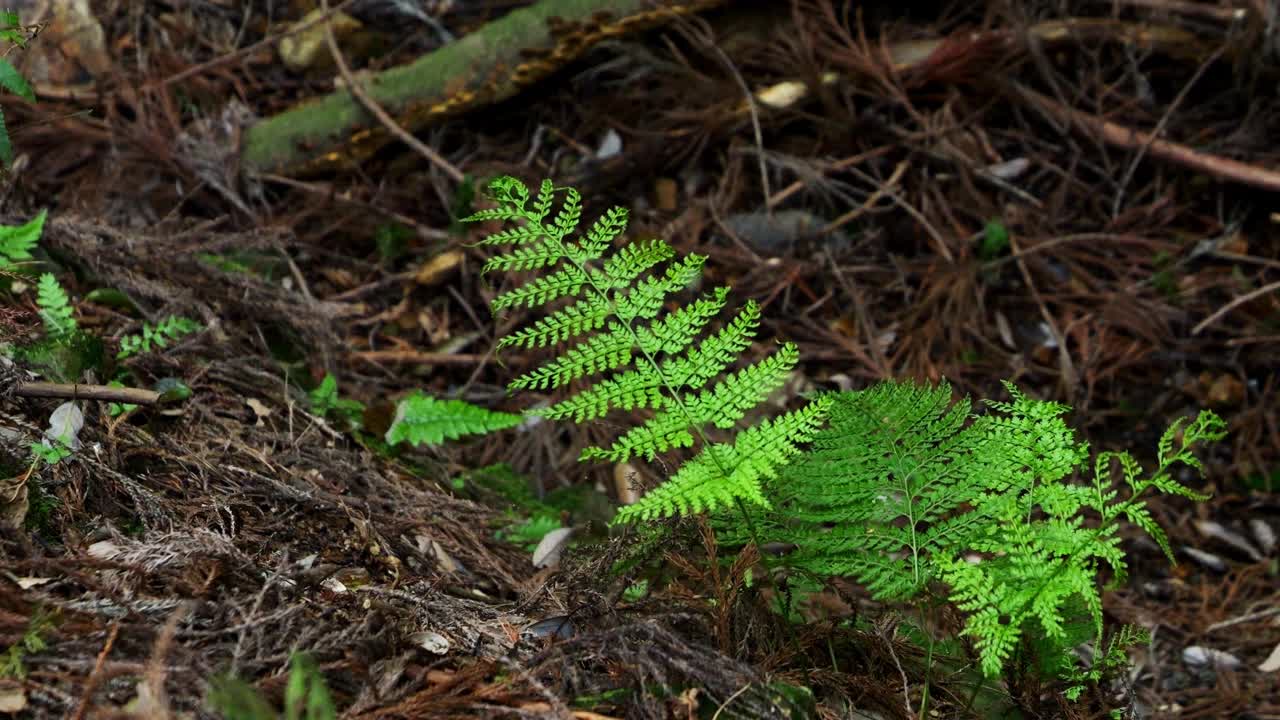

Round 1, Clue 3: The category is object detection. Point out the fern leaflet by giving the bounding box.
[117,315,201,359]
[385,392,523,447]
[0,209,44,266]
[36,273,76,338]
[468,177,827,521]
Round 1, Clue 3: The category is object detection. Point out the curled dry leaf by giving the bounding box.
[410,630,450,655]
[1181,546,1228,572]
[1182,645,1243,670]
[531,527,573,569]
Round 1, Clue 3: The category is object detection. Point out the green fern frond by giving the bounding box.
[467,177,827,522]
[0,209,45,266]
[614,397,832,522]
[582,343,800,464]
[764,380,1064,600]
[507,287,731,392]
[36,273,76,338]
[758,379,1222,680]
[385,392,522,447]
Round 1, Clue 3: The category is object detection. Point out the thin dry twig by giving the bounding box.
[151,0,359,89]
[1191,279,1280,335]
[14,382,161,405]
[1013,83,1280,193]
[71,621,119,720]
[319,0,465,184]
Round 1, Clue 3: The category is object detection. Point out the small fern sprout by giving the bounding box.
[36,273,76,338]
[466,177,829,523]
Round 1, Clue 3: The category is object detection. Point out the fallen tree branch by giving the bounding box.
[241,0,729,177]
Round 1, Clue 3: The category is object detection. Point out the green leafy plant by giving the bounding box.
[496,513,562,551]
[308,373,365,427]
[450,176,1226,698]
[752,380,1224,682]
[17,268,102,383]
[0,607,54,679]
[30,438,73,464]
[36,273,75,338]
[208,652,336,720]
[0,209,43,267]
[384,391,522,447]
[466,177,830,523]
[0,11,35,169]
[978,219,1009,261]
[117,315,201,359]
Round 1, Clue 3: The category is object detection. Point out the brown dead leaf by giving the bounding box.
[414,250,464,287]
[1205,373,1245,406]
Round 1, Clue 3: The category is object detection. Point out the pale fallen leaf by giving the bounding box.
[1195,520,1264,562]
[414,250,463,286]
[278,9,362,72]
[595,130,622,160]
[1258,641,1280,672]
[245,398,271,425]
[410,630,450,655]
[0,684,27,713]
[526,615,576,641]
[414,535,459,574]
[320,577,348,593]
[45,401,84,451]
[983,157,1031,181]
[995,311,1015,350]
[16,577,53,590]
[1250,519,1276,555]
[532,527,574,569]
[87,540,122,559]
[1181,546,1227,572]
[1182,645,1242,670]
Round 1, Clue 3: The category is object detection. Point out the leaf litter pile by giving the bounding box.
[1,0,1278,718]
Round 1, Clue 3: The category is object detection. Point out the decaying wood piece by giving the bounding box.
[241,0,729,177]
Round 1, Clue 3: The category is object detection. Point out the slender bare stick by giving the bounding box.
[319,0,465,183]
[1192,279,1280,335]
[14,382,161,405]
[1013,83,1280,193]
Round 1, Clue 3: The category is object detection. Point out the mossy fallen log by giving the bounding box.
[240,0,728,177]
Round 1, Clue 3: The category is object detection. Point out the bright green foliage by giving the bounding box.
[117,315,201,359]
[765,381,1089,600]
[384,391,522,447]
[979,219,1009,260]
[308,373,365,427]
[31,439,73,465]
[208,653,336,720]
[496,513,562,551]
[36,273,76,338]
[0,12,35,169]
[759,379,1225,680]
[467,177,829,522]
[0,209,45,266]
